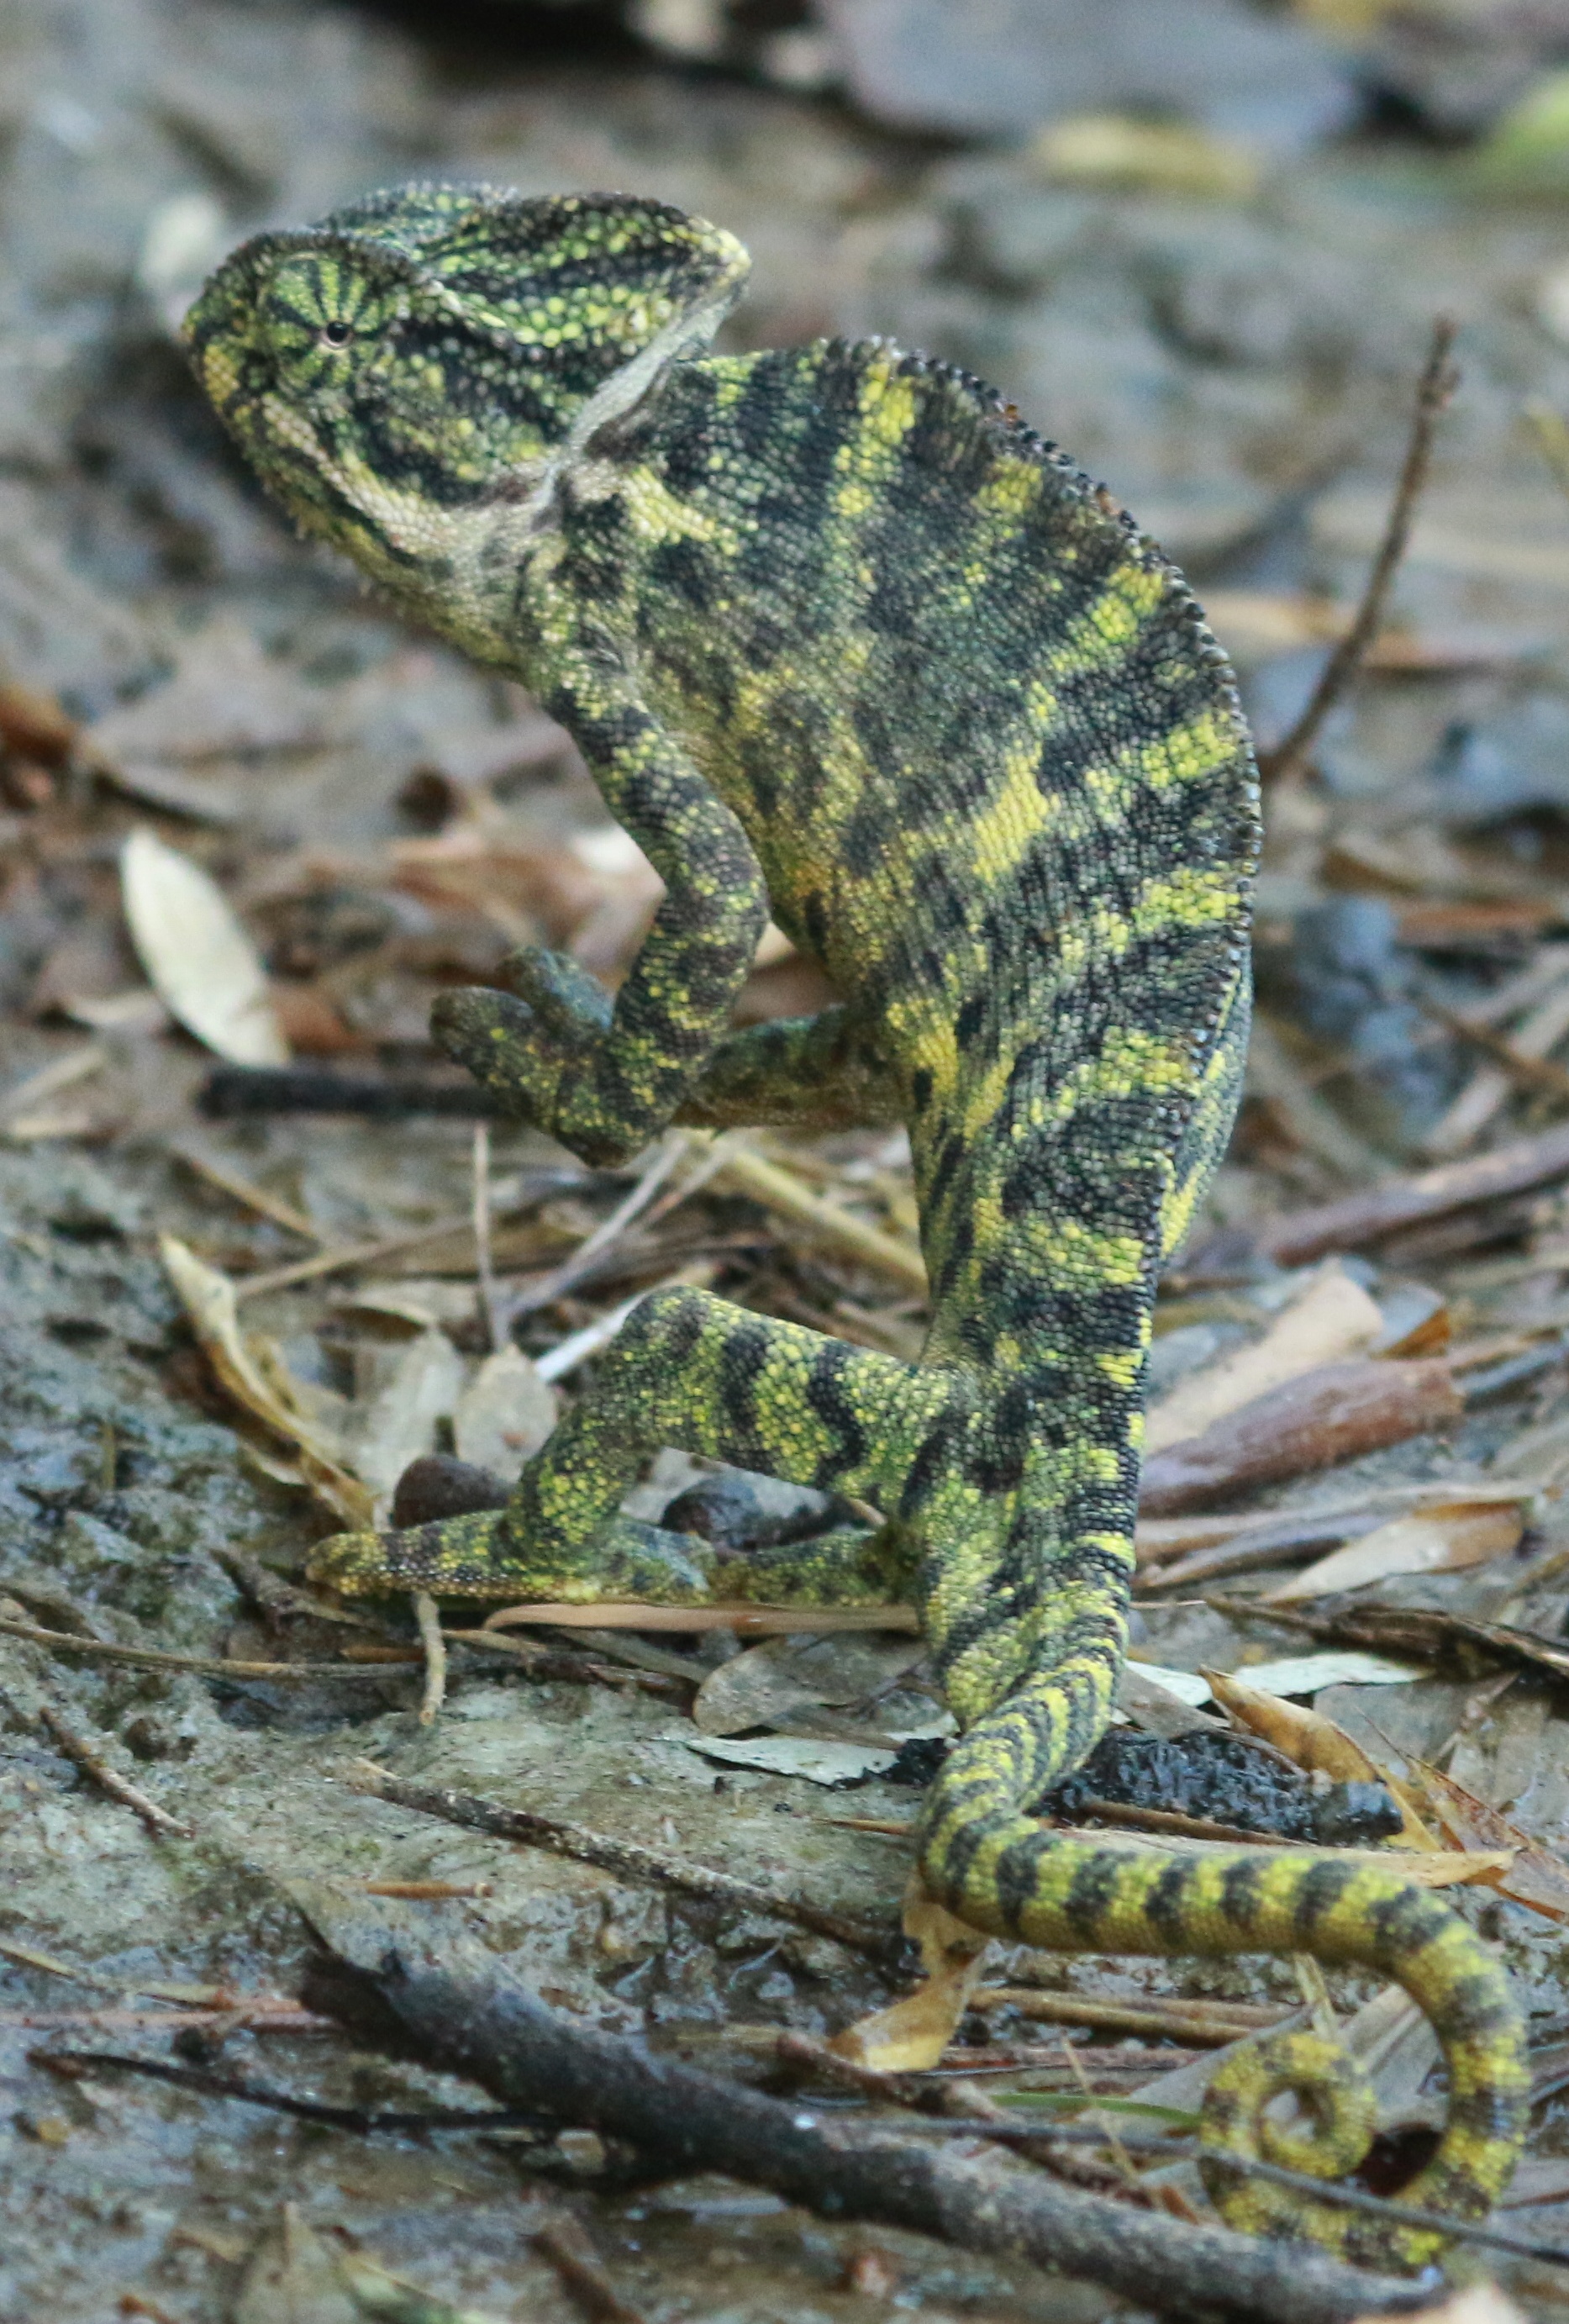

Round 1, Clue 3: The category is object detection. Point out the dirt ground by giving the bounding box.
[12,3,1569,2318]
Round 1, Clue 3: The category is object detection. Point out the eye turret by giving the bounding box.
[258,255,395,393]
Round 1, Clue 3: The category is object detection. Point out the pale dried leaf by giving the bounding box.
[1145,1262,1382,1456]
[350,1328,466,1504]
[159,1234,371,1528]
[694,1631,924,1737]
[1269,1500,1523,1601]
[1233,1650,1426,1695]
[122,828,287,1065]
[675,1731,897,1784]
[1351,2288,1530,2324]
[828,1879,988,2072]
[452,1344,557,1479]
[1120,1657,1212,1709]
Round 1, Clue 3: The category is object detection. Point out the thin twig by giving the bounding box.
[471,1121,503,1351]
[32,1700,192,1838]
[0,1612,420,1684]
[715,1143,928,1294]
[1422,999,1569,1103]
[505,1130,692,1327]
[1260,1114,1569,1265]
[171,1141,320,1240]
[534,1260,719,1382]
[1069,1797,1314,1850]
[533,2217,650,2324]
[343,1764,902,1963]
[45,2049,551,2137]
[969,1988,1290,2046]
[1258,318,1458,783]
[412,1591,447,1726]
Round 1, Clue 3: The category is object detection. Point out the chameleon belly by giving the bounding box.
[186,182,1529,2268]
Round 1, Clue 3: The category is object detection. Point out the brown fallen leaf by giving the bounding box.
[1266,1499,1524,1602]
[1144,1261,1382,1456]
[159,1235,371,1530]
[827,1879,987,2073]
[1204,1668,1440,1849]
[1400,1759,1569,1927]
[1139,1357,1462,1515]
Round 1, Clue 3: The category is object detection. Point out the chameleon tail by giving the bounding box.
[917,1672,1530,2269]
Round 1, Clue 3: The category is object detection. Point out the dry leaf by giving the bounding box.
[676,1731,898,1785]
[1352,2288,1530,2324]
[1232,1650,1424,1697]
[122,829,287,1065]
[452,1344,557,1478]
[87,615,320,765]
[1268,1499,1524,1602]
[159,1234,371,1528]
[350,1329,466,1507]
[692,1631,925,1738]
[828,1879,988,2071]
[1145,1262,1382,1456]
[1205,1667,1439,1848]
[1403,1759,1569,1926]
[1032,113,1259,198]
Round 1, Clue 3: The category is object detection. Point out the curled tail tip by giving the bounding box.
[914,1743,1528,2269]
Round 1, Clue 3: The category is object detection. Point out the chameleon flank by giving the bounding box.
[187,184,1528,2264]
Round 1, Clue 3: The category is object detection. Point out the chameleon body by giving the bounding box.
[187,184,1527,2264]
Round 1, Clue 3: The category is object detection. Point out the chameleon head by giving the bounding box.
[183,182,750,629]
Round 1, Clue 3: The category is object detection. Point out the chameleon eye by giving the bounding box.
[319,319,354,349]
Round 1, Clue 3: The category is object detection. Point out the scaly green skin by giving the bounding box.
[187,184,1528,2266]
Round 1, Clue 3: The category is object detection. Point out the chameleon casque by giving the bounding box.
[187,182,1527,2265]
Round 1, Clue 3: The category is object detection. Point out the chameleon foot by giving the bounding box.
[307,1509,721,1603]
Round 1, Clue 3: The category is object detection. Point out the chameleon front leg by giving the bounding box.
[677,1006,902,1131]
[433,668,768,1169]
[308,1283,969,1600]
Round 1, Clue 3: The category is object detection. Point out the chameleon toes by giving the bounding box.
[429,985,567,1122]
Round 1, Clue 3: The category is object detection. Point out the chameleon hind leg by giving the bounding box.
[308,1283,969,1599]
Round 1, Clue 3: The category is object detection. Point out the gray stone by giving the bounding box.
[824,0,1357,148]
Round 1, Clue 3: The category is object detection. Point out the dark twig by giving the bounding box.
[293,1886,1428,2324]
[1257,318,1458,784]
[44,2048,550,2137]
[200,1065,501,1119]
[0,1612,419,1685]
[1420,999,1569,1104]
[32,1700,192,1838]
[533,2216,650,2324]
[343,1764,900,1963]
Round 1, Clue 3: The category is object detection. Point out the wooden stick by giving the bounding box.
[1259,1117,1569,1266]
[342,1763,900,1962]
[297,1890,1424,2324]
[412,1591,446,1726]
